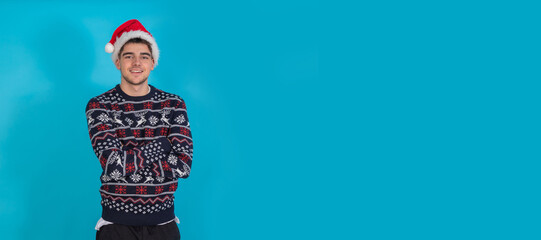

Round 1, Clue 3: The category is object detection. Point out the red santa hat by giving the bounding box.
[105,19,160,66]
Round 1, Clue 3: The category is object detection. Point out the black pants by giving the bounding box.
[96,221,180,240]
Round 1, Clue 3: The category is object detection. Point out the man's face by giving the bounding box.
[115,43,155,86]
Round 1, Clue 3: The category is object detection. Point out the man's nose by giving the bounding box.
[133,57,142,65]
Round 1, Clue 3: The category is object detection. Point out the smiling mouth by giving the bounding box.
[130,70,143,73]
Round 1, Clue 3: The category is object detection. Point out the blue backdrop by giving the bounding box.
[0,1,540,239]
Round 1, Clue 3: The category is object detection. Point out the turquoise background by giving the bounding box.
[0,0,539,239]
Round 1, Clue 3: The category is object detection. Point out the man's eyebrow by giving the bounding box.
[121,52,151,57]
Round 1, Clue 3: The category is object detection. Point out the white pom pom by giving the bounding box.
[105,43,114,53]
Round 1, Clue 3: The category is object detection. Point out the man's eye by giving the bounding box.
[142,57,149,60]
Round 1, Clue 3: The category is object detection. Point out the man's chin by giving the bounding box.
[123,77,148,86]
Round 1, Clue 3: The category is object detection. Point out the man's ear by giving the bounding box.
[150,59,155,71]
[115,58,121,70]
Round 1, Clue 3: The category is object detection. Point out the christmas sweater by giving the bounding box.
[85,84,193,226]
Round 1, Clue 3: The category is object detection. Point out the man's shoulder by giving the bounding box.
[88,85,119,103]
[85,86,120,113]
[152,85,185,103]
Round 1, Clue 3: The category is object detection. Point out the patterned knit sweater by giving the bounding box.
[85,84,193,226]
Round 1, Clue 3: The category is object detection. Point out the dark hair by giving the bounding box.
[118,38,153,59]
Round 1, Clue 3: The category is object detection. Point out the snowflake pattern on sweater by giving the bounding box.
[85,84,193,225]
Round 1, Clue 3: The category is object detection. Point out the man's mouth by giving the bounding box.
[130,70,143,73]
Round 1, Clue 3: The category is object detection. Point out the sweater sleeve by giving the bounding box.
[160,97,193,180]
[85,98,172,181]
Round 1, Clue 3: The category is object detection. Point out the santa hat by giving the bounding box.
[105,19,160,66]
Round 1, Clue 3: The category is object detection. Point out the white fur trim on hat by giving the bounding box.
[111,30,160,66]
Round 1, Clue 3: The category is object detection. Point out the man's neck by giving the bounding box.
[120,80,150,97]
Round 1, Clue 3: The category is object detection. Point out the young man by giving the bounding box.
[85,19,193,240]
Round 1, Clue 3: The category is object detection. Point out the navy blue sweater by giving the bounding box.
[85,84,193,226]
